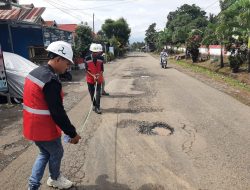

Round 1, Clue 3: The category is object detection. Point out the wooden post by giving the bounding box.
[248,36,250,72]
[220,42,224,68]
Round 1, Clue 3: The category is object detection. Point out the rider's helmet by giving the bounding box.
[46,41,73,63]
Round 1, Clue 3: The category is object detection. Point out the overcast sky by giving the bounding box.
[19,0,221,43]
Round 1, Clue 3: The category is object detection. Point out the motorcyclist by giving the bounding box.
[160,48,168,68]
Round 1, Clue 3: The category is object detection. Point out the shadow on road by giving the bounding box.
[102,107,162,114]
[159,66,173,69]
[125,55,147,58]
[102,94,141,99]
[75,174,165,190]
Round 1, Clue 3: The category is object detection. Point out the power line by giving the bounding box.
[41,0,110,22]
[44,0,134,11]
[42,0,130,28]
[41,0,112,34]
[43,0,82,21]
[51,0,96,18]
[202,0,220,11]
[49,0,89,19]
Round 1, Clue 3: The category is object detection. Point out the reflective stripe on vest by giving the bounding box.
[23,104,50,115]
[26,74,45,88]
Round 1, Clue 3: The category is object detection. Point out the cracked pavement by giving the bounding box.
[0,53,249,190]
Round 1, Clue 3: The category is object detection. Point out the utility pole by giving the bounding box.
[93,13,95,33]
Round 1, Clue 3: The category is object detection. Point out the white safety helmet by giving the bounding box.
[46,41,73,63]
[97,44,103,52]
[90,43,102,52]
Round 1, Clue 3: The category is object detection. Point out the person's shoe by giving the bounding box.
[47,174,73,189]
[102,91,109,96]
[92,106,96,111]
[28,185,39,190]
[95,107,102,114]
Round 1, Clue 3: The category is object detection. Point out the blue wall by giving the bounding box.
[11,26,43,59]
[0,23,44,59]
[0,24,12,52]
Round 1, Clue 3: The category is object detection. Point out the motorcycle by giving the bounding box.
[160,53,168,69]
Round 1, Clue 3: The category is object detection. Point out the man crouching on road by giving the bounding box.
[85,43,104,114]
[23,41,81,190]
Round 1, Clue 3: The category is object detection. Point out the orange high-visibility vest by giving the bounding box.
[23,66,62,141]
[86,59,104,84]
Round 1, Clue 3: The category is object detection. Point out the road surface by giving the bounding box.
[0,53,249,190]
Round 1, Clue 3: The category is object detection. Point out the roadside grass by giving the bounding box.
[171,59,250,93]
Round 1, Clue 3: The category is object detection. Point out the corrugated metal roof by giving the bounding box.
[23,7,45,23]
[0,9,21,20]
[0,6,45,23]
[44,21,55,27]
[58,24,77,32]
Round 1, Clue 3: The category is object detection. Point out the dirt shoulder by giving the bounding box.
[173,63,250,106]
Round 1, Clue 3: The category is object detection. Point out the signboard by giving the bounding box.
[43,27,73,47]
[0,44,8,93]
[109,47,114,54]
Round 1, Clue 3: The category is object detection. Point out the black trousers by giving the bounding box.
[87,82,101,108]
[101,80,105,93]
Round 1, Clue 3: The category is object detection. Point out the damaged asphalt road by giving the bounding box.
[0,53,250,190]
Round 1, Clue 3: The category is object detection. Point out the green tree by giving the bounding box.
[155,29,173,52]
[219,0,235,10]
[94,30,108,44]
[130,42,145,51]
[202,14,219,46]
[144,23,157,51]
[227,0,250,72]
[217,0,250,71]
[166,4,208,46]
[202,23,219,46]
[102,18,131,47]
[186,30,203,62]
[216,0,238,68]
[74,23,93,57]
[101,19,115,39]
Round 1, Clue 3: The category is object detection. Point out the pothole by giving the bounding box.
[117,120,174,136]
[122,75,133,78]
[137,122,174,136]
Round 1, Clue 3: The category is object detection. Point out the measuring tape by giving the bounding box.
[64,81,98,143]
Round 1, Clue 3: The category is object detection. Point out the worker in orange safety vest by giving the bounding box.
[84,43,104,114]
[23,41,81,190]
